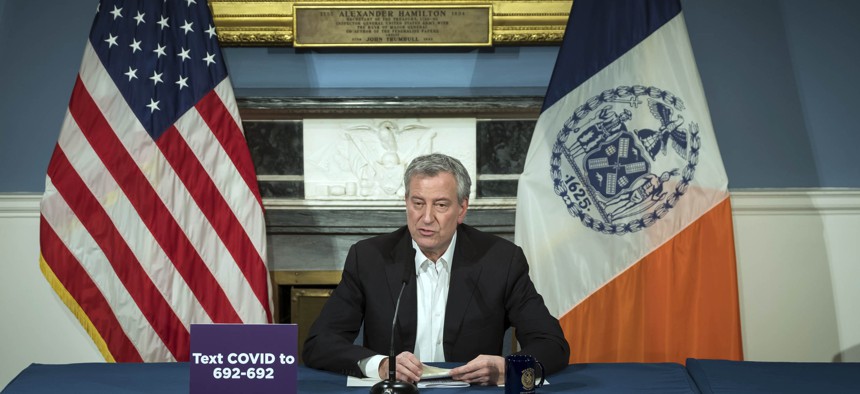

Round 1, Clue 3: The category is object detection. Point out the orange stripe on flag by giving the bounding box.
[559,198,743,364]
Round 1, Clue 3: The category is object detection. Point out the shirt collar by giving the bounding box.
[412,230,457,271]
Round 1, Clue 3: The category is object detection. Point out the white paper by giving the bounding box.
[420,364,453,379]
[346,365,466,388]
[346,376,468,388]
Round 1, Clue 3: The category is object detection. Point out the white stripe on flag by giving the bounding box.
[214,77,247,137]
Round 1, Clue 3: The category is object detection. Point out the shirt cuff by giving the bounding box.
[358,354,387,379]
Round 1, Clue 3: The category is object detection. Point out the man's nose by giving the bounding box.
[421,205,434,223]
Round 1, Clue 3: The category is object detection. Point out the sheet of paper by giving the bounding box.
[418,379,470,388]
[346,376,468,388]
[346,364,465,388]
[421,364,453,379]
[345,376,382,387]
[344,364,546,388]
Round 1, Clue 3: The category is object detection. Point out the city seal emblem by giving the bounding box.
[522,367,535,390]
[550,86,701,235]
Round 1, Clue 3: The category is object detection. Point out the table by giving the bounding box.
[2,362,699,393]
[686,358,860,394]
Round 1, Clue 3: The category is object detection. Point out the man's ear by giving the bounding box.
[457,198,469,224]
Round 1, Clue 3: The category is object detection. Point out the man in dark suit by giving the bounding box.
[302,153,569,385]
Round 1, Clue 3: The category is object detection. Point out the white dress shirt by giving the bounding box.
[358,232,457,378]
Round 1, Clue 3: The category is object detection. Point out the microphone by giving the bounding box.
[370,249,418,394]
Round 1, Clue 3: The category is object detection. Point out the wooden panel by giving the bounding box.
[290,288,334,364]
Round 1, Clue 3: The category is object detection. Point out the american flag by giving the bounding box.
[39,0,271,362]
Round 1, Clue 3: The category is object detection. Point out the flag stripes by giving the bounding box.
[67,73,243,327]
[50,109,213,329]
[172,87,266,261]
[38,225,138,363]
[194,90,264,207]
[167,94,270,321]
[154,125,270,322]
[46,147,189,360]
[80,39,267,325]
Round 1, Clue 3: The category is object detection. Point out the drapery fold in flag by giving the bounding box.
[516,0,742,364]
[39,0,271,362]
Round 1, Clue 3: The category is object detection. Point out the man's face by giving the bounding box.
[406,172,468,262]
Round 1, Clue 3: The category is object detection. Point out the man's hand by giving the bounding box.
[449,354,505,386]
[378,351,423,383]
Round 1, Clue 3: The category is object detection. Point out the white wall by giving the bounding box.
[731,190,860,362]
[0,195,103,389]
[2,190,859,388]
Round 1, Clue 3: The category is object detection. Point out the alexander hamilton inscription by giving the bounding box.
[294,6,491,46]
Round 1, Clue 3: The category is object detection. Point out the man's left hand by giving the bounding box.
[449,355,504,386]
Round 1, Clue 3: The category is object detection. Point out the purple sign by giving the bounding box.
[190,324,297,394]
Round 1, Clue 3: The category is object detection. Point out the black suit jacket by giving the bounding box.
[302,224,570,377]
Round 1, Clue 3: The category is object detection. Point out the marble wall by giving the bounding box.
[244,115,538,200]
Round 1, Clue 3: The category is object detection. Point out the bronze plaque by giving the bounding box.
[293,5,492,47]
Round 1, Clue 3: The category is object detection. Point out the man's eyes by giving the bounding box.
[410,201,450,210]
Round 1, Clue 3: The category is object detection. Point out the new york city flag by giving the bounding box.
[516,0,743,363]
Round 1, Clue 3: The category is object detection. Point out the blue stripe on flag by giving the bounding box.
[541,0,682,112]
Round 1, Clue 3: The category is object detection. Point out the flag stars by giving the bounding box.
[203,52,216,66]
[206,24,217,38]
[146,98,160,113]
[153,43,167,58]
[110,5,123,20]
[134,11,145,25]
[176,75,189,90]
[177,47,191,62]
[129,38,142,53]
[186,0,197,6]
[181,20,194,34]
[105,33,118,48]
[149,70,163,86]
[157,15,169,30]
[124,67,138,81]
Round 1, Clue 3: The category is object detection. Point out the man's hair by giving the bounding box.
[404,153,471,204]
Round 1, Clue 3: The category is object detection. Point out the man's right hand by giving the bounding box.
[378,351,423,383]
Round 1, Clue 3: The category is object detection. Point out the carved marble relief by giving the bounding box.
[303,118,477,201]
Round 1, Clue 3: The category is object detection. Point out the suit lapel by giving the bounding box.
[386,232,417,352]
[443,226,483,353]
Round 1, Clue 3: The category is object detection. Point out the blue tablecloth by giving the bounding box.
[2,362,699,393]
[686,358,860,394]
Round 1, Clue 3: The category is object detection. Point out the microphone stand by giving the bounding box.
[370,253,419,394]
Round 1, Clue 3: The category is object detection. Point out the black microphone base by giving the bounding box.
[369,379,419,394]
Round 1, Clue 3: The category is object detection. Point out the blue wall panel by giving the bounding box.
[1,0,858,191]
